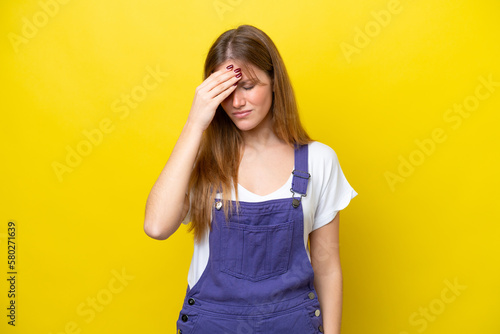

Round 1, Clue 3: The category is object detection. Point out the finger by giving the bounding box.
[205,70,239,94]
[208,74,242,101]
[198,66,235,91]
[212,76,241,103]
[207,69,242,96]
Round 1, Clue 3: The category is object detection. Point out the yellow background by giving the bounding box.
[1,0,499,333]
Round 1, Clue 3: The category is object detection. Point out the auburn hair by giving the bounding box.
[187,24,312,243]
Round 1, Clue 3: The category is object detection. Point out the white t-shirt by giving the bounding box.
[181,141,358,290]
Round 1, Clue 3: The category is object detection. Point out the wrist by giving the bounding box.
[183,119,205,138]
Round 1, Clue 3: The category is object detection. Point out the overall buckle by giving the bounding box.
[290,169,310,208]
[290,188,307,208]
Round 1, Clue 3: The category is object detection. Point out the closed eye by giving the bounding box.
[243,86,254,90]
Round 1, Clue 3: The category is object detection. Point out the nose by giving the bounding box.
[231,88,246,109]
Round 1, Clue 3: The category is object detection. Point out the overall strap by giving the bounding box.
[290,144,310,208]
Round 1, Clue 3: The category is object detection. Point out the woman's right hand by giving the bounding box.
[186,64,242,131]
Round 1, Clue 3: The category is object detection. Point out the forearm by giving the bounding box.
[144,121,203,239]
[314,270,343,334]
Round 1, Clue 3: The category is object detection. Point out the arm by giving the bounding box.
[143,64,242,240]
[309,211,342,334]
[143,122,203,240]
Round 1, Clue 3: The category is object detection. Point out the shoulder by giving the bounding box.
[307,141,339,167]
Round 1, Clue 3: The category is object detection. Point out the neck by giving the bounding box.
[240,113,279,151]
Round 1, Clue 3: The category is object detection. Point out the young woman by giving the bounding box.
[144,24,358,334]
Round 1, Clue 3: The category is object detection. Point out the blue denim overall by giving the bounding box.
[176,144,324,334]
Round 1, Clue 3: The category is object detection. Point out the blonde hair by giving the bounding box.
[187,24,312,243]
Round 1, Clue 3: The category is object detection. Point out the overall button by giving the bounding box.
[188,298,195,305]
[318,325,324,333]
[315,309,321,317]
[177,330,182,334]
[181,314,188,322]
[308,292,315,299]
[215,201,222,210]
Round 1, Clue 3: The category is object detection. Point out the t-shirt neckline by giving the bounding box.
[237,172,294,199]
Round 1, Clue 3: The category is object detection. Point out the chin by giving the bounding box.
[234,124,254,132]
[232,121,257,132]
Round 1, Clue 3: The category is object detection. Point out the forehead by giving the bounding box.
[214,60,266,81]
[214,59,247,71]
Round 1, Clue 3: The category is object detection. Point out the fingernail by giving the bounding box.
[234,68,241,73]
[233,83,238,86]
[226,64,233,70]
[235,73,242,78]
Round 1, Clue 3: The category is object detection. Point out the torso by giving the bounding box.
[237,141,295,196]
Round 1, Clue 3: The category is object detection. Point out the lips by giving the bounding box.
[232,110,252,119]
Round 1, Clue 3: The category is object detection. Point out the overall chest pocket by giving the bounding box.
[219,220,294,282]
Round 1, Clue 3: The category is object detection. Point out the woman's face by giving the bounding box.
[215,60,274,132]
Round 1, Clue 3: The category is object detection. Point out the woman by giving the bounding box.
[144,24,358,334]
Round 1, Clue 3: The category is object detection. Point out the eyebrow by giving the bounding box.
[239,80,256,85]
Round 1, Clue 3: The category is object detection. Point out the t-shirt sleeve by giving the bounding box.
[312,144,358,231]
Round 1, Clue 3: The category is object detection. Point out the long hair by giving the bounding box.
[187,24,312,243]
